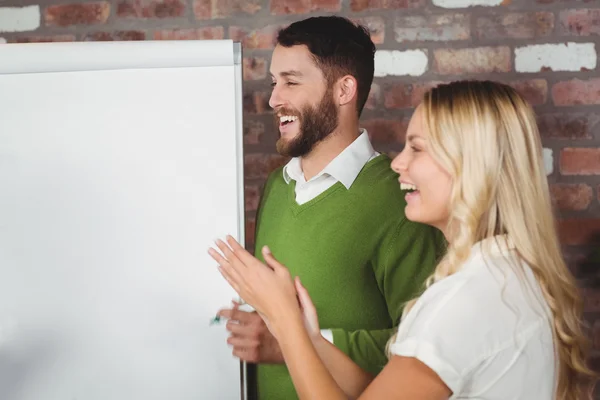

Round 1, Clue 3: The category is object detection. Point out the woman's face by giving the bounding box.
[391,105,452,235]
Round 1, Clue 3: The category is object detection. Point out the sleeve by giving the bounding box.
[330,218,445,376]
[387,278,489,395]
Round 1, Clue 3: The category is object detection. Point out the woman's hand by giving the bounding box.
[294,276,321,342]
[208,236,303,338]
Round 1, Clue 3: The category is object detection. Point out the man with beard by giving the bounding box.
[217,16,444,399]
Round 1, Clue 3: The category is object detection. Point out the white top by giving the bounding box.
[282,129,378,344]
[389,236,556,399]
[282,129,379,205]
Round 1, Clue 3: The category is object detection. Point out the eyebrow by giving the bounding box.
[270,70,304,79]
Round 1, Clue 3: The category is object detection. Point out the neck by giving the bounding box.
[300,118,360,181]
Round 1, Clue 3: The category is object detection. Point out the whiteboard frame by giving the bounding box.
[233,42,249,400]
[0,39,248,399]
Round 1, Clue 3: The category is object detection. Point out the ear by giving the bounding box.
[336,75,358,108]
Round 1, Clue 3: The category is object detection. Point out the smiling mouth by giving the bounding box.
[400,182,418,192]
[279,115,299,127]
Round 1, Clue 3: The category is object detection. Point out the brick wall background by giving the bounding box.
[2,0,600,387]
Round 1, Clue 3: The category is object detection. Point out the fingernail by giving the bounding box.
[263,245,271,254]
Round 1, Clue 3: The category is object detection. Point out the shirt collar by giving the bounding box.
[282,129,376,189]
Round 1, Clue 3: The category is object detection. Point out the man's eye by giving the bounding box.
[270,82,276,87]
[286,82,297,86]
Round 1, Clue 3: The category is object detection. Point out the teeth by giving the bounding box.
[279,115,298,123]
[400,183,418,191]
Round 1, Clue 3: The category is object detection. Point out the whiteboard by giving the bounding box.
[0,40,245,400]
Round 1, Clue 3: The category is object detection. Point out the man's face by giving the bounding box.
[269,44,339,158]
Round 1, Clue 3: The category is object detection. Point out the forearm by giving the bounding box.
[330,328,395,375]
[313,335,374,398]
[273,315,348,400]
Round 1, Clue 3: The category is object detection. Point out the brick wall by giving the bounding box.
[2,0,600,381]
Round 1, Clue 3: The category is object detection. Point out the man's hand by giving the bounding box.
[218,304,284,364]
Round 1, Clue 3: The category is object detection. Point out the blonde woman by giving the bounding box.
[209,80,595,399]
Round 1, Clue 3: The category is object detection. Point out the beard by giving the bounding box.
[275,86,339,158]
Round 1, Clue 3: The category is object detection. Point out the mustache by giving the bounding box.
[274,108,300,118]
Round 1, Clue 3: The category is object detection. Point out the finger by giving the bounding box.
[229,309,258,324]
[225,320,253,335]
[262,246,286,272]
[295,276,317,316]
[218,265,243,297]
[207,247,230,269]
[226,235,260,267]
[232,347,258,363]
[217,307,238,320]
[215,239,244,269]
[227,335,260,348]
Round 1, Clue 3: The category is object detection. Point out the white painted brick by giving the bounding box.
[0,6,40,33]
[433,0,503,8]
[515,42,597,73]
[374,50,428,77]
[543,148,553,176]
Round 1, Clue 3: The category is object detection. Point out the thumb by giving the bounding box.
[295,276,316,316]
[262,246,284,271]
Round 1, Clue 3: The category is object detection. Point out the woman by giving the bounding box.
[209,80,595,399]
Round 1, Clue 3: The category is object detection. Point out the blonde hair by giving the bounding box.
[390,80,595,399]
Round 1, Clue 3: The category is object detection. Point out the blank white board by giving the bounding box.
[0,40,245,400]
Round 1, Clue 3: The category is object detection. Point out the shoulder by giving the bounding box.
[262,166,286,194]
[392,250,550,355]
[352,155,405,208]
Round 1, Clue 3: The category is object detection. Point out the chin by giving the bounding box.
[404,207,427,225]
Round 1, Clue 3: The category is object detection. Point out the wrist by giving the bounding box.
[270,311,304,342]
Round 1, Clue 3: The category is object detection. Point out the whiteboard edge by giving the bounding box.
[233,41,248,400]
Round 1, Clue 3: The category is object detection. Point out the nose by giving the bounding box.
[269,84,284,110]
[391,147,408,175]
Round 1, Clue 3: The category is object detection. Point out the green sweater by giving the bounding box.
[253,155,445,400]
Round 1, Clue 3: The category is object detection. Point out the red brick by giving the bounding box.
[560,9,600,36]
[245,185,260,211]
[245,216,256,247]
[583,288,600,313]
[245,154,288,180]
[476,12,554,39]
[560,148,600,175]
[434,46,511,75]
[559,219,600,246]
[550,183,593,211]
[243,57,267,81]
[384,81,444,109]
[12,35,76,43]
[271,0,341,15]
[364,83,381,110]
[83,31,145,41]
[153,27,224,40]
[509,79,548,106]
[350,0,425,12]
[353,17,385,44]
[537,113,598,140]
[244,92,270,114]
[593,320,600,350]
[537,0,595,3]
[229,25,281,49]
[244,120,265,145]
[45,2,110,27]
[394,14,469,42]
[193,0,260,20]
[117,0,185,18]
[362,119,408,144]
[552,79,600,106]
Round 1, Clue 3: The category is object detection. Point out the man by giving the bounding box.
[218,16,445,399]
